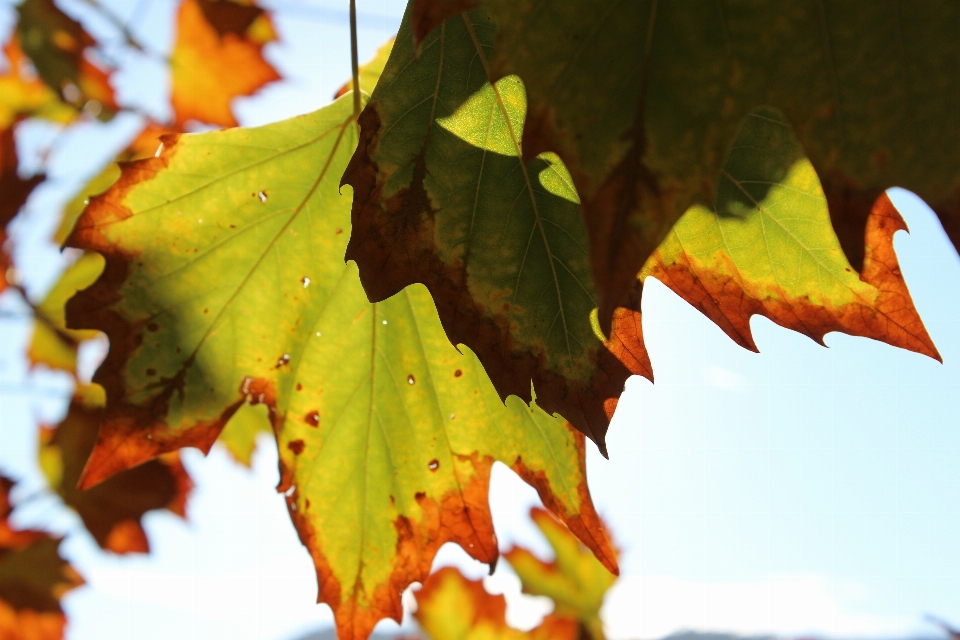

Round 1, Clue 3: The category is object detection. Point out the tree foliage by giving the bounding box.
[0,0,956,638]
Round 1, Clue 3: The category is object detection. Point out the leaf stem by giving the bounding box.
[350,0,361,119]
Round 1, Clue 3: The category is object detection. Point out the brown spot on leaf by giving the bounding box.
[287,439,305,455]
[147,322,158,332]
[454,369,462,377]
[304,411,320,427]
[427,459,439,471]
[415,491,426,501]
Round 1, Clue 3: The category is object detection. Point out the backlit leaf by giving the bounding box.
[28,252,104,373]
[55,124,176,246]
[38,386,192,554]
[640,107,939,362]
[216,402,271,467]
[409,0,960,341]
[0,36,78,129]
[66,93,615,639]
[15,0,117,116]
[343,9,650,449]
[1,125,44,294]
[170,0,281,128]
[504,508,617,640]
[414,566,578,640]
[0,476,84,640]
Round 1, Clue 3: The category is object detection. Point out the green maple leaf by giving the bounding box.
[402,0,960,338]
[65,92,616,639]
[641,106,939,362]
[343,9,650,450]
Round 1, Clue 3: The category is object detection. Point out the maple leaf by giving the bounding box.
[0,36,79,129]
[503,508,617,640]
[343,10,650,450]
[413,566,578,640]
[54,124,177,247]
[32,126,177,373]
[0,476,84,640]
[170,0,281,128]
[38,386,192,554]
[403,0,960,341]
[15,0,118,116]
[0,125,44,294]
[639,107,939,363]
[65,92,616,639]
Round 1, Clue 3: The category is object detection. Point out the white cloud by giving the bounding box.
[602,574,924,640]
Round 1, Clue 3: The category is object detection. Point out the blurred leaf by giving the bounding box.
[0,124,44,294]
[0,36,78,129]
[504,508,617,640]
[170,0,280,127]
[38,387,193,554]
[414,566,578,640]
[15,0,118,117]
[0,476,84,640]
[28,252,104,373]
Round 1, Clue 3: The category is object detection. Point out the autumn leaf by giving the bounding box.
[640,107,939,363]
[343,9,650,449]
[414,566,578,640]
[407,0,960,341]
[28,252,104,372]
[334,37,395,100]
[504,508,616,640]
[66,92,616,639]
[15,0,117,116]
[216,402,272,467]
[37,386,192,554]
[0,36,79,129]
[55,124,176,246]
[170,0,281,128]
[0,476,84,640]
[1,125,44,294]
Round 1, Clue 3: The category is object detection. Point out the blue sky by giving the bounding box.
[0,0,958,638]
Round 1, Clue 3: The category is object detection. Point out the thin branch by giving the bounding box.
[350,0,361,119]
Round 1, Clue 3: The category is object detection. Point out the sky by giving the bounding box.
[0,1,959,639]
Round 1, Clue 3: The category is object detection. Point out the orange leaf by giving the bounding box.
[414,566,578,640]
[0,477,84,640]
[15,0,118,115]
[38,391,192,554]
[170,0,281,128]
[644,192,939,363]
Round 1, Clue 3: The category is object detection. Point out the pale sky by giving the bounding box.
[0,1,958,639]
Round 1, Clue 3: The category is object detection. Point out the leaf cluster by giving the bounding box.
[2,0,957,639]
